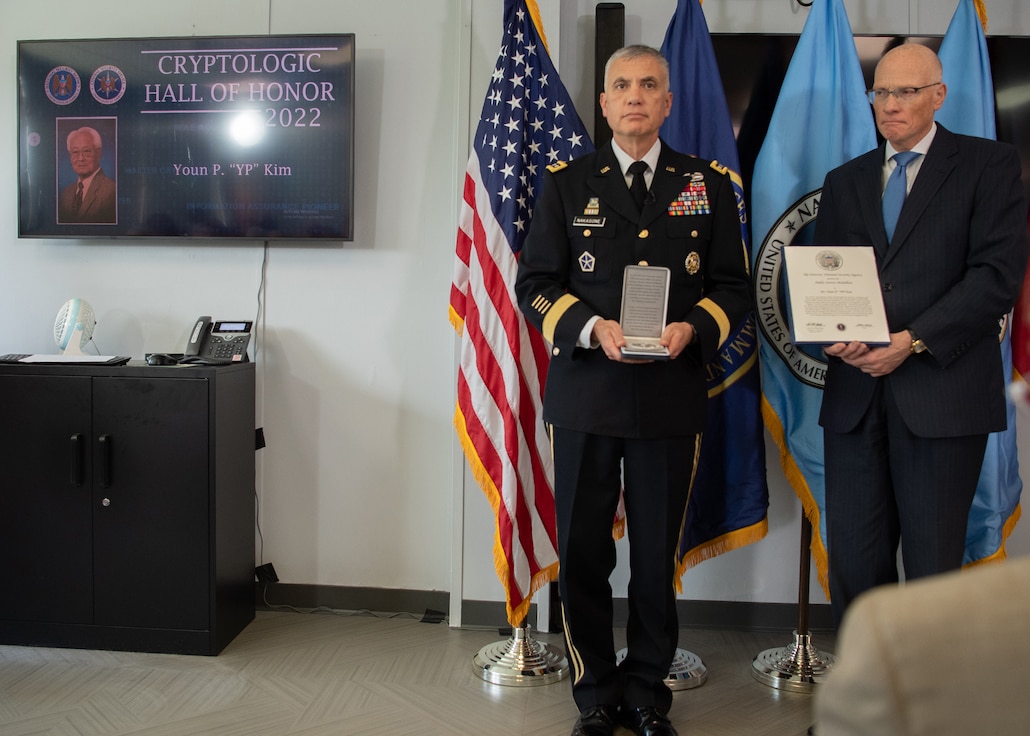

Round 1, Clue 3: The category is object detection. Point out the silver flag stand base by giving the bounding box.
[473,625,569,686]
[616,647,708,690]
[751,630,836,693]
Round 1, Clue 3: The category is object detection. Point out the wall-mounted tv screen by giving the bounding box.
[18,34,355,241]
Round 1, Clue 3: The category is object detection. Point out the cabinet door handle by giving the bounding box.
[70,433,84,486]
[98,434,112,488]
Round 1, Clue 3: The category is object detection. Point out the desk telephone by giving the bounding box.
[182,316,252,364]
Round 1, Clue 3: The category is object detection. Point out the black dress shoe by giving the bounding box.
[570,705,618,736]
[620,706,678,736]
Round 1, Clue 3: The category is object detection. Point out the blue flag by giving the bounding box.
[937,0,996,139]
[750,0,876,593]
[937,0,1022,565]
[659,0,769,580]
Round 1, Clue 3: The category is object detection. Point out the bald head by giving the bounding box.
[875,43,943,84]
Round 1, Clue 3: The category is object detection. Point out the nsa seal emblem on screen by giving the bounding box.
[91,65,126,104]
[45,66,80,105]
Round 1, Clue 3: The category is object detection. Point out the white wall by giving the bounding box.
[2,0,1028,624]
[1,0,464,597]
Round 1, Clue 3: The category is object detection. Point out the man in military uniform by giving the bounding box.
[515,45,751,736]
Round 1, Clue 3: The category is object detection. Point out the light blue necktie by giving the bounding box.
[882,151,920,243]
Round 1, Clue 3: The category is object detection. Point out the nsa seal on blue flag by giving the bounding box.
[750,0,875,593]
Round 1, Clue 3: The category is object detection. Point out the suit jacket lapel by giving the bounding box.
[852,147,889,260]
[883,128,957,263]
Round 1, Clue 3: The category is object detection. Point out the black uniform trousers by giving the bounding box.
[824,378,987,627]
[551,425,699,715]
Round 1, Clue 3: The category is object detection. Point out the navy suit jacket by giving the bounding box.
[515,141,751,438]
[814,125,1028,438]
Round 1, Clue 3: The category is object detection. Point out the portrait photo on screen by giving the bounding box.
[56,117,118,226]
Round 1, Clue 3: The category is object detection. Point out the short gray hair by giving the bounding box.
[603,45,670,91]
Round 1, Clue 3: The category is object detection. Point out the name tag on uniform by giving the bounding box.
[573,216,605,227]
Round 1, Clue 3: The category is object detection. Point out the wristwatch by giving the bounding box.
[908,330,927,354]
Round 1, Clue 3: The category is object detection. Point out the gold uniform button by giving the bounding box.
[583,229,592,237]
[638,260,649,266]
[638,229,649,238]
[691,229,699,238]
[552,346,561,357]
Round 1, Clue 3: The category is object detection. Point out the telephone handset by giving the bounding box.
[182,315,252,364]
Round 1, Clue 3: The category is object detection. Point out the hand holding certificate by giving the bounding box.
[782,245,890,346]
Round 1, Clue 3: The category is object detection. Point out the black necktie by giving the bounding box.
[73,181,83,213]
[628,160,648,213]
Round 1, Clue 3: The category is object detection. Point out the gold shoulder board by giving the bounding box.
[547,160,569,173]
[709,160,728,175]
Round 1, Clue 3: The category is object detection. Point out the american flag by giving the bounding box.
[449,0,593,627]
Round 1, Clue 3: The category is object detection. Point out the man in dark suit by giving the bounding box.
[515,45,750,736]
[814,43,1028,626]
[58,126,116,224]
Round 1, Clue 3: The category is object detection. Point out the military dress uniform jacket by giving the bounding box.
[515,141,751,439]
[814,125,1029,438]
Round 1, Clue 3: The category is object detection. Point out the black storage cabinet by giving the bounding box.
[0,361,255,655]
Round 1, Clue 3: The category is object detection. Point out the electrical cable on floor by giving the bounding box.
[258,583,440,623]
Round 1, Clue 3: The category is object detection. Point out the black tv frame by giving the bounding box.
[18,34,356,242]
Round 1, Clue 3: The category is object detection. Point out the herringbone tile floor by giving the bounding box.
[0,610,832,735]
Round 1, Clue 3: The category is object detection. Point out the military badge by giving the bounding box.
[584,197,600,216]
[668,176,711,216]
[685,251,700,275]
[579,251,596,273]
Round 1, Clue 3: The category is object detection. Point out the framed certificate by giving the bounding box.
[782,245,890,345]
[619,265,671,360]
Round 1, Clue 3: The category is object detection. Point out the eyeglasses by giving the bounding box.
[866,82,941,105]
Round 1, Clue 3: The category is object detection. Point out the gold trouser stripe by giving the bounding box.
[541,293,580,344]
[696,297,730,346]
[560,601,585,685]
[552,423,585,684]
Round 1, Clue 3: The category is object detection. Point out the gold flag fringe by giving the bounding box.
[966,503,1023,568]
[454,404,559,627]
[526,0,550,54]
[760,396,831,598]
[973,0,988,33]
